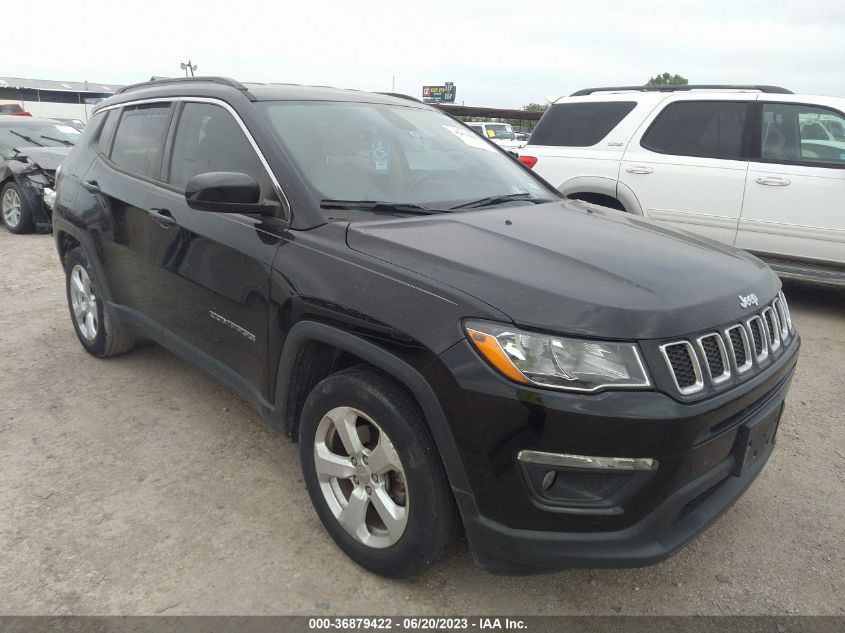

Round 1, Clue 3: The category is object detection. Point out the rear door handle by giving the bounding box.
[82,179,100,193]
[626,165,654,174]
[149,207,177,228]
[755,176,791,186]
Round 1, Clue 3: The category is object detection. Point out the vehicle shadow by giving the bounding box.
[781,278,845,315]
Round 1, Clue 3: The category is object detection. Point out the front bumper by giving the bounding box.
[18,176,55,232]
[428,334,799,573]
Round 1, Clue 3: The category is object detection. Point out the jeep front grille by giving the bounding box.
[659,295,793,396]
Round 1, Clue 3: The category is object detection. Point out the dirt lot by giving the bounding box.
[0,230,842,616]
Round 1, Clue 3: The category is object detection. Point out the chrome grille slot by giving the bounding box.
[725,324,752,374]
[659,341,703,395]
[773,297,789,340]
[697,333,730,384]
[778,291,793,333]
[762,307,781,352]
[747,316,769,363]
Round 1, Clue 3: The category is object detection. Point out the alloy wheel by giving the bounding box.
[2,188,22,228]
[313,406,409,548]
[69,264,98,341]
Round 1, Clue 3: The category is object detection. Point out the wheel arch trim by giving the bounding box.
[557,175,619,199]
[274,320,473,494]
[615,181,645,217]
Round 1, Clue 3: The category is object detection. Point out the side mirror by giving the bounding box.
[184,171,277,216]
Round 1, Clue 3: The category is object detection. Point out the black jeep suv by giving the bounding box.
[53,77,800,577]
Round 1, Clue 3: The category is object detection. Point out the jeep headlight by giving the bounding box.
[464,320,651,392]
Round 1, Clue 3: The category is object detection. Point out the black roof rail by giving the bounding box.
[115,76,255,99]
[570,84,794,97]
[376,92,422,103]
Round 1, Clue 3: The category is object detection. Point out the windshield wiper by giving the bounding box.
[450,192,550,210]
[320,199,444,215]
[9,130,45,147]
[40,135,75,147]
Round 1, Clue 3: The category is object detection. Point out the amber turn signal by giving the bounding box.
[466,328,529,384]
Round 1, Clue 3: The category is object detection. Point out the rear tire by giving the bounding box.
[65,247,135,357]
[1,181,34,234]
[299,366,459,577]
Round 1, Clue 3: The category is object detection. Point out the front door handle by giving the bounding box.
[755,176,791,186]
[82,179,100,193]
[149,208,176,228]
[626,165,654,175]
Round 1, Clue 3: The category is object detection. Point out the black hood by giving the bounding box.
[13,146,72,171]
[345,200,780,340]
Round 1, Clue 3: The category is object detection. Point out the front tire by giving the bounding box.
[64,247,135,357]
[299,367,459,577]
[1,181,34,234]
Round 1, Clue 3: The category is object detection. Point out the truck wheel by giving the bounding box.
[299,366,459,577]
[65,247,135,357]
[1,182,34,234]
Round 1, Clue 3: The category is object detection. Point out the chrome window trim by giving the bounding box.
[762,306,782,352]
[746,315,769,363]
[517,450,658,472]
[95,97,291,218]
[659,340,704,395]
[696,333,731,385]
[725,324,753,374]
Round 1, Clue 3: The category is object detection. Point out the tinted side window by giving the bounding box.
[95,109,119,155]
[530,102,636,146]
[110,103,172,178]
[168,103,263,190]
[642,101,749,160]
[761,103,845,166]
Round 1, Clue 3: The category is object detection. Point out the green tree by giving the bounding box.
[522,102,548,112]
[646,73,689,86]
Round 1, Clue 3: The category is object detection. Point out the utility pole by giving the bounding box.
[391,75,395,92]
[180,60,198,77]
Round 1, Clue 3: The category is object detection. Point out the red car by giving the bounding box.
[0,102,32,116]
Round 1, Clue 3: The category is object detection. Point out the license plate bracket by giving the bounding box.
[734,404,782,475]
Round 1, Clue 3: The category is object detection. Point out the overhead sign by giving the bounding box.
[422,82,456,103]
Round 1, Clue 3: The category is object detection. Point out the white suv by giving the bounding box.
[521,85,845,285]
[466,121,527,152]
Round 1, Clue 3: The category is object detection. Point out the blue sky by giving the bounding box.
[8,0,845,107]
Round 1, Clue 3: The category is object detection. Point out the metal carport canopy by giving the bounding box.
[431,103,543,122]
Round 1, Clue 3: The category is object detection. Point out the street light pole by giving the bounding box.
[180,60,198,77]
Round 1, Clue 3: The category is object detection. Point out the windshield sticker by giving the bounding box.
[442,125,496,151]
[405,129,426,150]
[372,139,390,172]
[55,125,81,135]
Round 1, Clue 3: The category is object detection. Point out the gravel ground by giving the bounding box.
[0,230,842,616]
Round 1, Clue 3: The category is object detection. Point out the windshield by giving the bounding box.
[0,121,81,157]
[259,101,554,211]
[484,124,515,140]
